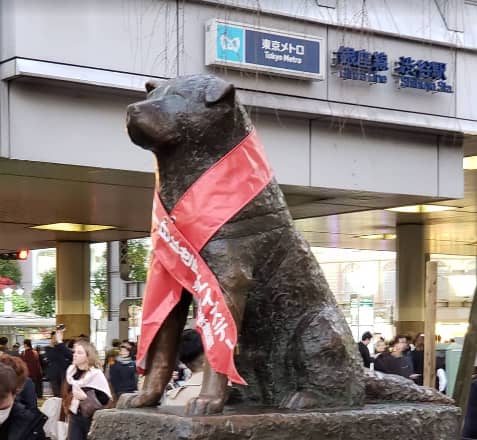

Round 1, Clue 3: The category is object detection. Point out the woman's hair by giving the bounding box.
[414,333,425,350]
[74,339,102,369]
[0,363,17,398]
[0,354,28,391]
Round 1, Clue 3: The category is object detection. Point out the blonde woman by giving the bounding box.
[65,340,111,440]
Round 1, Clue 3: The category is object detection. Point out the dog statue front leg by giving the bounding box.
[185,362,229,415]
[185,265,250,416]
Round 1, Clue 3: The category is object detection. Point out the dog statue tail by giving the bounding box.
[364,370,454,404]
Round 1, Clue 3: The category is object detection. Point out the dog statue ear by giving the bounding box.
[205,81,235,107]
[145,80,160,94]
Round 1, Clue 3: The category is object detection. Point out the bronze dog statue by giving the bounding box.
[121,74,382,416]
[122,74,365,415]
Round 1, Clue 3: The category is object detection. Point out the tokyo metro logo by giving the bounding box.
[216,24,244,62]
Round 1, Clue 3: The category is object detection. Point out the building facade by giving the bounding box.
[1,0,476,339]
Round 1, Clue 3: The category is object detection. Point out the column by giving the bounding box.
[106,241,122,344]
[56,242,90,338]
[395,224,427,336]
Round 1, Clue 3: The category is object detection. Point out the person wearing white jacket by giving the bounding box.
[65,340,111,440]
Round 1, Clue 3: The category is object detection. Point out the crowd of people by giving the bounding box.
[0,329,131,439]
[4,326,472,438]
[358,331,447,391]
[0,327,204,439]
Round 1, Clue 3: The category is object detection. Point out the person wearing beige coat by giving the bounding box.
[163,329,204,407]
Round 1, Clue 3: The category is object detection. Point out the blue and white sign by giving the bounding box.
[330,46,453,94]
[393,57,453,93]
[216,24,244,63]
[206,19,325,80]
[332,46,389,84]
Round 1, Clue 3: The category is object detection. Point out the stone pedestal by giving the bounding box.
[89,403,460,440]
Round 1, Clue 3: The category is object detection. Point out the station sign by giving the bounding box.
[332,46,389,84]
[331,46,453,94]
[393,56,453,93]
[205,19,325,80]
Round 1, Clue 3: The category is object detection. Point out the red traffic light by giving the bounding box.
[16,249,29,260]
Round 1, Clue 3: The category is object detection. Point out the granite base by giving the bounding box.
[88,403,461,440]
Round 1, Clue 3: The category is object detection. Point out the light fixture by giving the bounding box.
[386,205,456,213]
[464,156,477,170]
[357,233,396,240]
[2,286,13,296]
[30,223,116,232]
[448,274,476,297]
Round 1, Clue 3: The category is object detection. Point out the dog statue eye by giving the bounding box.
[160,93,187,105]
[152,94,186,106]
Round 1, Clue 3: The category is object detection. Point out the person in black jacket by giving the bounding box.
[45,329,73,397]
[411,334,425,386]
[358,331,373,368]
[375,335,420,380]
[463,375,477,439]
[109,343,137,398]
[0,360,47,439]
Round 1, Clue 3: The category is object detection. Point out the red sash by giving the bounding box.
[136,129,273,384]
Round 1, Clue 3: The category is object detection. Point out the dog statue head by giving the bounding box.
[126,74,252,155]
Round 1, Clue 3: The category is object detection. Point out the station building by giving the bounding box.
[1,0,476,343]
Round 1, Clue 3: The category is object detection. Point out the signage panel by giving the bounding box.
[206,19,325,81]
[331,45,453,94]
[393,56,453,93]
[331,46,389,84]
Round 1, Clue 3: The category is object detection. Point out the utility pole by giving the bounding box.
[424,261,437,388]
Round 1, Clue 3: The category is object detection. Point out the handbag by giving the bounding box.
[57,421,68,440]
[79,389,104,418]
[40,397,63,439]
